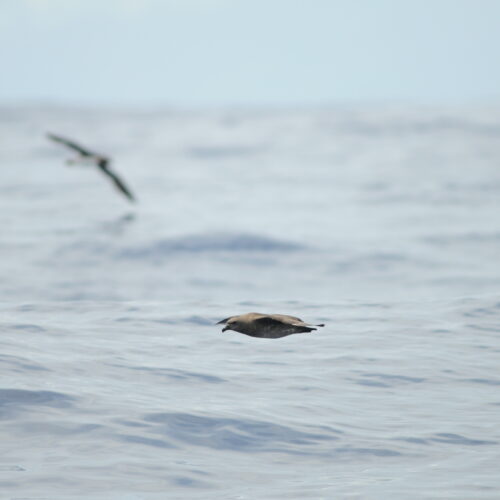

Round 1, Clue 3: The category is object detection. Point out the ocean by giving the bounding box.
[1,104,499,499]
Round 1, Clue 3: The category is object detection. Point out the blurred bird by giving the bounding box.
[217,312,325,339]
[47,133,136,203]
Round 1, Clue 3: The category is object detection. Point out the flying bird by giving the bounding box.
[47,133,136,202]
[217,312,325,339]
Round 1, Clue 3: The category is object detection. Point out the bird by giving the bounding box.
[47,133,136,203]
[217,312,325,339]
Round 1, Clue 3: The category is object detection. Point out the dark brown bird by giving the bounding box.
[47,133,136,203]
[217,312,325,339]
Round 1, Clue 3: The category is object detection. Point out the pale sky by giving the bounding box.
[1,0,500,107]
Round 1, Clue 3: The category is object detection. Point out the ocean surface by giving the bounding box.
[1,104,500,499]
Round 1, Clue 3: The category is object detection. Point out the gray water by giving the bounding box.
[1,104,500,499]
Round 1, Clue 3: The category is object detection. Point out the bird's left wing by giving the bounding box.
[254,317,287,329]
[216,317,233,325]
[99,165,136,203]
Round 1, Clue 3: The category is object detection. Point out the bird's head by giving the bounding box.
[218,317,238,333]
[222,321,235,332]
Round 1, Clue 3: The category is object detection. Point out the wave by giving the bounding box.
[139,412,339,455]
[0,389,76,419]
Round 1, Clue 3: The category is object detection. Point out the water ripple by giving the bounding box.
[117,233,304,259]
[394,434,498,446]
[431,433,497,446]
[108,364,225,384]
[351,373,426,388]
[0,355,49,373]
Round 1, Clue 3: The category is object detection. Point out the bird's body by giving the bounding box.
[47,133,136,202]
[217,312,324,339]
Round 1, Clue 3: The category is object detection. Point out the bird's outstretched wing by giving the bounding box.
[98,164,136,202]
[47,133,94,157]
[255,316,319,331]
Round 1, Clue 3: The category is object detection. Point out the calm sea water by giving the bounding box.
[1,104,500,499]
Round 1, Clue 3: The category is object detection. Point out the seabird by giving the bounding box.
[217,312,325,339]
[47,133,136,202]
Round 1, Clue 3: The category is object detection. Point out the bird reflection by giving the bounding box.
[100,212,136,236]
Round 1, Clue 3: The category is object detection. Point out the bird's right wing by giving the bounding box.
[47,133,93,156]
